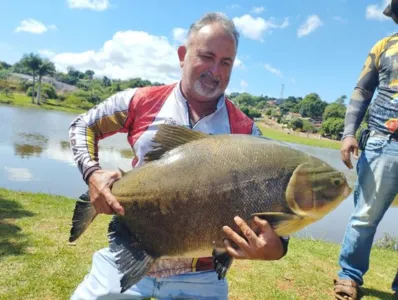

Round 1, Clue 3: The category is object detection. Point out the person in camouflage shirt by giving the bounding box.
[334,1,398,299]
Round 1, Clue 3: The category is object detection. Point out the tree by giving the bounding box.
[299,93,328,119]
[0,69,12,96]
[335,95,347,105]
[102,76,111,87]
[85,70,95,80]
[233,93,257,107]
[322,102,346,121]
[321,117,345,140]
[36,59,56,104]
[288,118,303,131]
[21,53,42,103]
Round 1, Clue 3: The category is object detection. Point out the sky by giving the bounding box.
[1,0,398,103]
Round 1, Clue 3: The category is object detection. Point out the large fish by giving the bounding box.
[69,124,352,292]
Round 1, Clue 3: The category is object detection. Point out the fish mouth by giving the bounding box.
[343,184,352,199]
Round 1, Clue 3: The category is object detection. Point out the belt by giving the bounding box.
[370,130,398,141]
[192,257,214,272]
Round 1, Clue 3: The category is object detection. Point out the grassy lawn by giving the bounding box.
[0,188,396,299]
[256,122,342,150]
[0,93,85,114]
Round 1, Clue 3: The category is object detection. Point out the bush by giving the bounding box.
[26,83,57,99]
[63,95,94,110]
[321,117,345,140]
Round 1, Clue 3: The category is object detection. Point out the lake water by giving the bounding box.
[0,104,396,244]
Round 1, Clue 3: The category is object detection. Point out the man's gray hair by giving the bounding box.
[186,12,240,49]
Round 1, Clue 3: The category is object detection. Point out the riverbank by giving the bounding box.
[0,188,395,299]
[256,120,342,150]
[0,93,85,114]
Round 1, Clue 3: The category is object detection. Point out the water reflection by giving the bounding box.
[0,104,396,244]
[4,167,33,182]
[13,133,49,158]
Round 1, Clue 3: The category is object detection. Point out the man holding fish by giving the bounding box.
[68,12,351,300]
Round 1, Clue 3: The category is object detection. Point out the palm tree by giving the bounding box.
[36,59,56,105]
[21,53,42,104]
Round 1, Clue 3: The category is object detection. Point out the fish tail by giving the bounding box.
[108,217,157,293]
[69,191,98,243]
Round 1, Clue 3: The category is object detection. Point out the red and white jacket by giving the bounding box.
[68,82,261,277]
[69,82,260,183]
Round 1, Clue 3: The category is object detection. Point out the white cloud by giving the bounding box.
[291,78,296,84]
[39,49,57,57]
[297,15,323,38]
[264,64,283,77]
[233,56,244,69]
[251,6,265,14]
[4,167,33,182]
[67,0,110,11]
[240,79,248,89]
[172,27,187,44]
[14,19,57,34]
[233,14,289,41]
[366,0,390,21]
[49,30,181,84]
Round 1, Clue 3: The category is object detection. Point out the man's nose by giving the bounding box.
[209,62,221,77]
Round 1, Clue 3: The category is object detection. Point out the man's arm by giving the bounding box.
[69,88,137,214]
[69,88,137,183]
[341,38,385,168]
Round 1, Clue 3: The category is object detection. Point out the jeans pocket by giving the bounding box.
[365,136,388,152]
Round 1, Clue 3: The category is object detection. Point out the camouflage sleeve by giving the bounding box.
[342,39,385,138]
[68,88,137,183]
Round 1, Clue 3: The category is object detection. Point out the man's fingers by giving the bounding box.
[92,198,112,214]
[234,216,258,245]
[353,147,359,159]
[103,189,125,215]
[253,216,272,233]
[222,225,249,251]
[111,171,122,181]
[341,150,353,169]
[223,239,246,259]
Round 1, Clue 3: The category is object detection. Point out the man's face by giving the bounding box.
[178,23,237,102]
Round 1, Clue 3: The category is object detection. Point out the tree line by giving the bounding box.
[0,53,364,140]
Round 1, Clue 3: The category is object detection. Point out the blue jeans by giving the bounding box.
[337,135,398,291]
[70,248,228,300]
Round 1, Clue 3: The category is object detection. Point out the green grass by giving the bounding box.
[0,188,396,299]
[0,93,85,114]
[256,122,342,150]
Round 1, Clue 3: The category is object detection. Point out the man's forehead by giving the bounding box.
[191,24,236,45]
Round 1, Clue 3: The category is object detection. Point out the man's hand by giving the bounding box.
[222,216,284,260]
[88,170,124,215]
[340,136,359,169]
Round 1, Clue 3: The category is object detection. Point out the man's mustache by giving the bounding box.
[200,72,220,84]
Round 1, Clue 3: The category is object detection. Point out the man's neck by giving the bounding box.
[186,99,218,125]
[179,82,221,125]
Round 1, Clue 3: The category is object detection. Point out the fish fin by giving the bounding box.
[251,212,302,235]
[144,124,209,162]
[108,217,157,293]
[212,249,233,280]
[118,167,127,176]
[392,194,398,207]
[69,191,98,243]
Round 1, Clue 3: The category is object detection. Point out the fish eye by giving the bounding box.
[333,179,342,186]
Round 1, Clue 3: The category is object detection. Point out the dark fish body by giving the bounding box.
[69,124,351,292]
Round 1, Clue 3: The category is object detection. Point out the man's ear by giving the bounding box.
[177,45,187,68]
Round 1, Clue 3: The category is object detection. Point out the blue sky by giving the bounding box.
[1,0,398,103]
